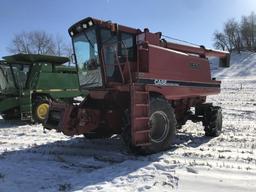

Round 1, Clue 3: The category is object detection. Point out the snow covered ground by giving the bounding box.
[0,52,256,192]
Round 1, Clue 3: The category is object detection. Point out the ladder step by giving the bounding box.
[131,86,150,147]
[135,104,149,107]
[135,91,148,94]
[136,142,151,147]
[135,117,149,120]
[135,129,150,134]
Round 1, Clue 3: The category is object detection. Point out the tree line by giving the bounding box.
[213,12,256,53]
[8,31,72,57]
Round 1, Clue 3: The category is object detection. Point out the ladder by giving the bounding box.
[19,90,32,121]
[130,85,151,147]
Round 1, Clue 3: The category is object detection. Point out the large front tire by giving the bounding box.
[122,97,177,154]
[143,97,177,154]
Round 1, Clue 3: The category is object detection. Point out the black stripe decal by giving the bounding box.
[137,79,220,88]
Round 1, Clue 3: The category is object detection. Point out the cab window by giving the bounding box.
[120,32,136,62]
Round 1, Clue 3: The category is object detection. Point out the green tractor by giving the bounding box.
[0,53,84,123]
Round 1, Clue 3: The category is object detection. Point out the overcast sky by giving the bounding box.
[0,0,256,57]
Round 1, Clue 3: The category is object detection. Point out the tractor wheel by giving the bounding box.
[204,106,222,137]
[121,97,177,154]
[33,99,50,123]
[122,97,177,154]
[144,97,177,154]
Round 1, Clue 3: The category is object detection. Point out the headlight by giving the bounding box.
[82,23,88,29]
[88,20,93,26]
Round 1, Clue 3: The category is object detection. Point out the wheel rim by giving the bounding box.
[149,111,169,143]
[36,103,49,120]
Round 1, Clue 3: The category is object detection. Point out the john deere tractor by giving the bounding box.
[0,53,84,123]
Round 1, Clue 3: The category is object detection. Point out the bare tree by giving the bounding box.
[213,31,230,51]
[240,13,256,51]
[32,31,56,55]
[248,12,256,50]
[8,31,72,57]
[224,19,241,53]
[8,32,31,54]
[55,34,73,56]
[63,44,73,57]
[241,16,252,50]
[214,12,256,53]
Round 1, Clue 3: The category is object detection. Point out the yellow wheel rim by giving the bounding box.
[36,103,49,120]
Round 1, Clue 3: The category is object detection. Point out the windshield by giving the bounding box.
[11,64,30,89]
[0,64,17,94]
[73,28,102,88]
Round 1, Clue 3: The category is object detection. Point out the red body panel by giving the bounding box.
[148,45,211,82]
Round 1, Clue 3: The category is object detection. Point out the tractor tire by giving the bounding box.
[204,106,222,137]
[33,99,50,124]
[122,97,177,154]
[144,97,177,154]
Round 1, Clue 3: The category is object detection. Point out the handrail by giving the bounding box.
[100,47,108,84]
[120,41,132,83]
[113,49,125,83]
[101,41,133,84]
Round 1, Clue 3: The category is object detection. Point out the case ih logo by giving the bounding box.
[154,79,167,86]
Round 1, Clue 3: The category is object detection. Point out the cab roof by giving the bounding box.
[2,54,69,65]
[68,17,139,37]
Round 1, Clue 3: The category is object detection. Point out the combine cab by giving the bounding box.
[0,54,84,123]
[44,17,229,154]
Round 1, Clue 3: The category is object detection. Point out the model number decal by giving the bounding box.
[190,63,200,69]
[154,79,167,86]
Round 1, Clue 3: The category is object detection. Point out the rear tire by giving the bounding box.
[33,99,50,123]
[204,106,222,137]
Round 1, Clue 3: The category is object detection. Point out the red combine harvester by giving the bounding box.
[44,17,230,154]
